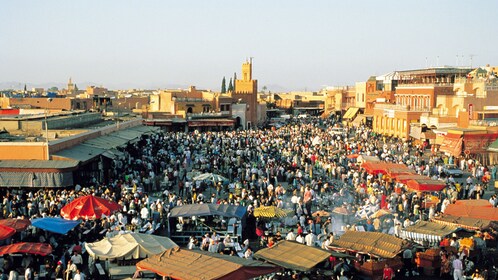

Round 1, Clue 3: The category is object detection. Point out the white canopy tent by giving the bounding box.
[85,233,177,260]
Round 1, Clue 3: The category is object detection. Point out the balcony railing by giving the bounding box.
[189,112,231,118]
[396,83,453,87]
[374,103,431,112]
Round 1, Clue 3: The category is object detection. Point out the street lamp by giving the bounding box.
[45,98,53,160]
[117,102,121,129]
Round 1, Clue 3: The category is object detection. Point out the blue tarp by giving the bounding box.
[31,217,81,235]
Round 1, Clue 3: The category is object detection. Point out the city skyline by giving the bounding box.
[1,0,497,91]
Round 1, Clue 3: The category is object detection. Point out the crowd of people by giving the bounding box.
[0,115,497,279]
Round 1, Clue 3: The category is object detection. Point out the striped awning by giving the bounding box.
[343,107,360,120]
[253,206,293,218]
[331,231,409,259]
[401,221,458,243]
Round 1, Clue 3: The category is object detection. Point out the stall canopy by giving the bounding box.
[137,247,279,280]
[463,133,498,154]
[0,225,15,240]
[401,221,458,244]
[254,240,332,272]
[394,174,429,184]
[357,155,380,164]
[360,162,412,176]
[406,179,447,192]
[385,165,415,178]
[454,199,493,208]
[85,233,177,260]
[330,231,409,259]
[31,217,81,235]
[169,204,246,219]
[432,215,497,231]
[0,160,77,188]
[487,138,498,152]
[360,162,389,175]
[61,195,122,220]
[439,134,463,157]
[443,204,498,221]
[253,206,293,218]
[0,242,52,256]
[0,218,31,232]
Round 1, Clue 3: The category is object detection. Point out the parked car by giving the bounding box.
[442,164,463,177]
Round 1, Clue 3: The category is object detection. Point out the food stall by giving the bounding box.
[329,231,409,279]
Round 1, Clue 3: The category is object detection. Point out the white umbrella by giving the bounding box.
[193,173,227,184]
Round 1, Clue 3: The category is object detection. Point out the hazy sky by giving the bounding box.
[1,0,497,91]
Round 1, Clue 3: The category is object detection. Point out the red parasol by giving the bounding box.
[346,154,359,159]
[0,225,16,241]
[0,219,31,232]
[0,242,52,256]
[60,195,122,220]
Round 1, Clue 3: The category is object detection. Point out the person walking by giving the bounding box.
[452,257,464,280]
[383,263,395,280]
[402,248,413,277]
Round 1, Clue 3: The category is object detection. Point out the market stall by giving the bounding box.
[254,240,335,272]
[329,231,409,279]
[0,242,52,256]
[31,217,81,235]
[400,221,458,245]
[137,247,280,280]
[405,179,447,192]
[432,215,497,231]
[444,204,498,221]
[85,232,177,261]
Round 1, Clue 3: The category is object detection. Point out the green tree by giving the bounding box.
[221,77,226,93]
[233,72,237,91]
[227,78,233,92]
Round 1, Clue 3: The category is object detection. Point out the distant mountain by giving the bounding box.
[0,81,193,91]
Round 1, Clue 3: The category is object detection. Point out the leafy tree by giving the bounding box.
[221,77,226,93]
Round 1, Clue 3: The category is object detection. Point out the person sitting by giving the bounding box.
[208,240,218,253]
[286,229,296,241]
[244,246,253,259]
[223,235,233,247]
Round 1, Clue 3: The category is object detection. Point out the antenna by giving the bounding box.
[469,54,477,68]
[425,57,428,68]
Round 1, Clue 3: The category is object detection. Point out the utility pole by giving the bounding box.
[45,98,53,160]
